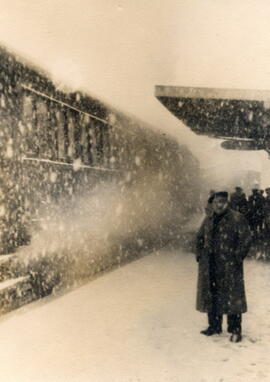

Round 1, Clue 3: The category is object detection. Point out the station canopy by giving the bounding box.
[155,86,270,153]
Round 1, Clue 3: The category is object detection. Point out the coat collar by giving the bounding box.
[208,208,232,225]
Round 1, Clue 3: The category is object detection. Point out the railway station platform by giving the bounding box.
[0,248,268,381]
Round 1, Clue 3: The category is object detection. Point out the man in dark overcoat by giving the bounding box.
[196,191,251,342]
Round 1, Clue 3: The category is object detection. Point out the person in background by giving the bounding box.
[247,188,265,237]
[264,188,270,232]
[229,186,248,216]
[195,191,251,343]
[205,190,215,216]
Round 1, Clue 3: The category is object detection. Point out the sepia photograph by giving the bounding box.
[0,0,269,381]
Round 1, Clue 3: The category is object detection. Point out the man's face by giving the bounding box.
[212,196,228,215]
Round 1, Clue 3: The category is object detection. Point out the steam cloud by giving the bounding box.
[7,161,200,297]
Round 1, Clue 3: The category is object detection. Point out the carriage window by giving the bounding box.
[22,95,39,155]
[81,116,93,165]
[63,110,69,158]
[102,126,110,167]
[74,114,82,159]
[36,101,47,116]
[80,123,87,164]
[36,100,50,157]
[56,110,65,159]
[21,94,32,154]
[22,94,33,119]
[88,120,99,166]
[80,115,90,164]
[95,122,104,165]
[109,131,120,169]
[47,106,58,160]
[0,94,6,108]
[67,112,75,160]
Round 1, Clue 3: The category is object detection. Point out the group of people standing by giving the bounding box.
[206,186,270,238]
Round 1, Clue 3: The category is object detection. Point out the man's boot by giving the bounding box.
[230,333,242,342]
[227,314,242,342]
[200,326,222,336]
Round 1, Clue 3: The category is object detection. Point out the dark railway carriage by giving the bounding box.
[0,47,205,312]
[0,46,201,255]
[0,47,121,252]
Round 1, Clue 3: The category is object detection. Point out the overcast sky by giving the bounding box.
[0,0,270,185]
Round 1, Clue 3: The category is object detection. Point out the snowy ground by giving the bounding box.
[0,249,269,382]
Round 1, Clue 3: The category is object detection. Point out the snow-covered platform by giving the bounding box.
[0,249,269,381]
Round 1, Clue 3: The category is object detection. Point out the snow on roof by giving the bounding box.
[155,85,270,102]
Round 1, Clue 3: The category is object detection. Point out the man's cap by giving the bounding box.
[214,191,228,199]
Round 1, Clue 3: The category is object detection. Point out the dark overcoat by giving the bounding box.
[196,208,251,314]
